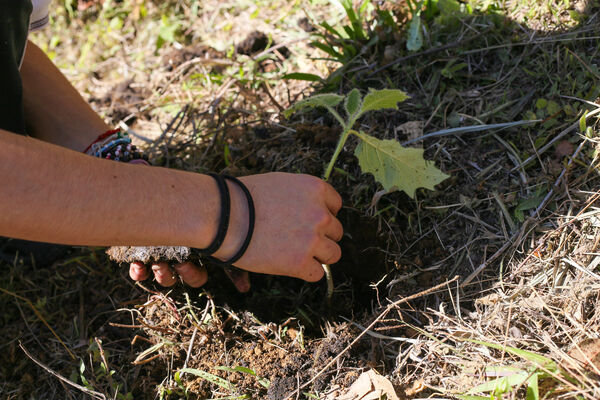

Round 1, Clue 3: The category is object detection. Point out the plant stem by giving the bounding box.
[321,114,357,306]
[322,262,334,308]
[323,125,359,182]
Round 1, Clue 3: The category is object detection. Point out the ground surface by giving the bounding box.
[2,0,600,399]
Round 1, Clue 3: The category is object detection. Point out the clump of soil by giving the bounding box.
[163,43,226,70]
[235,31,271,56]
[106,245,193,264]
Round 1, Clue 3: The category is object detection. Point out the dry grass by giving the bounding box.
[2,0,600,399]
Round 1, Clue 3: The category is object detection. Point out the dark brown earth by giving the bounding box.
[3,2,600,399]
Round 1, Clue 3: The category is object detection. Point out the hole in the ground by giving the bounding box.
[198,208,391,336]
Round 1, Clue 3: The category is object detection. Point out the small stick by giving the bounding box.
[182,327,198,374]
[286,276,459,398]
[460,234,517,288]
[108,322,143,329]
[19,342,107,400]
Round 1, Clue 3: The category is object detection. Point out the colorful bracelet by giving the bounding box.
[84,129,149,164]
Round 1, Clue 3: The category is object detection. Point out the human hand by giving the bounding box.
[212,172,343,281]
[128,261,251,292]
[85,130,251,291]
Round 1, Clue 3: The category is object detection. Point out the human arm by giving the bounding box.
[0,131,342,281]
[20,40,111,151]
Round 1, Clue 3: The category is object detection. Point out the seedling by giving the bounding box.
[284,88,449,198]
[285,88,449,301]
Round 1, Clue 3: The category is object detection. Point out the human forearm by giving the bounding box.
[0,129,219,247]
[20,41,109,151]
[1,131,344,282]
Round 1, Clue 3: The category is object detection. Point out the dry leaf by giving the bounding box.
[326,369,399,400]
[568,338,600,373]
[395,120,424,143]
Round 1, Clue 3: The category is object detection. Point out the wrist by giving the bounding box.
[211,178,250,263]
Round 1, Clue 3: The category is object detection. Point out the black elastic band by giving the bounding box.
[201,173,231,254]
[219,175,255,265]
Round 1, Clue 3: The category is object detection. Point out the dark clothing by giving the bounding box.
[0,0,31,135]
[0,2,71,265]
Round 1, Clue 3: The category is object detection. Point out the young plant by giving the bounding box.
[285,88,448,303]
[284,88,449,198]
[283,0,377,86]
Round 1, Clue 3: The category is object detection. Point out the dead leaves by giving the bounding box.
[325,370,399,400]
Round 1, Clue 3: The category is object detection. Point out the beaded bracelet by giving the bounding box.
[84,129,149,164]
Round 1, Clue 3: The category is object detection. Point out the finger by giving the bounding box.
[303,258,326,282]
[324,213,344,242]
[173,262,208,288]
[321,181,343,215]
[151,262,177,287]
[313,238,342,266]
[224,267,251,293]
[129,261,151,281]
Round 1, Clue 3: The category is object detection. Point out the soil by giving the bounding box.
[4,2,600,399]
[235,30,289,58]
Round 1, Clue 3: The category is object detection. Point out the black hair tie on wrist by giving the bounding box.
[201,173,231,255]
[219,175,255,265]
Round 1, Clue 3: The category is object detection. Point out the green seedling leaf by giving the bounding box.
[515,193,545,212]
[546,101,561,115]
[468,339,558,372]
[359,89,409,115]
[526,372,540,400]
[438,0,462,15]
[177,368,235,391]
[342,25,356,39]
[281,73,322,82]
[580,111,588,133]
[535,98,548,109]
[310,41,342,59]
[215,366,271,389]
[344,89,362,118]
[467,371,529,394]
[353,131,449,198]
[216,366,256,375]
[283,93,344,118]
[406,12,423,51]
[157,15,180,50]
[319,21,343,38]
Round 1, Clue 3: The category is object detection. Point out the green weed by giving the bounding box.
[457,340,581,400]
